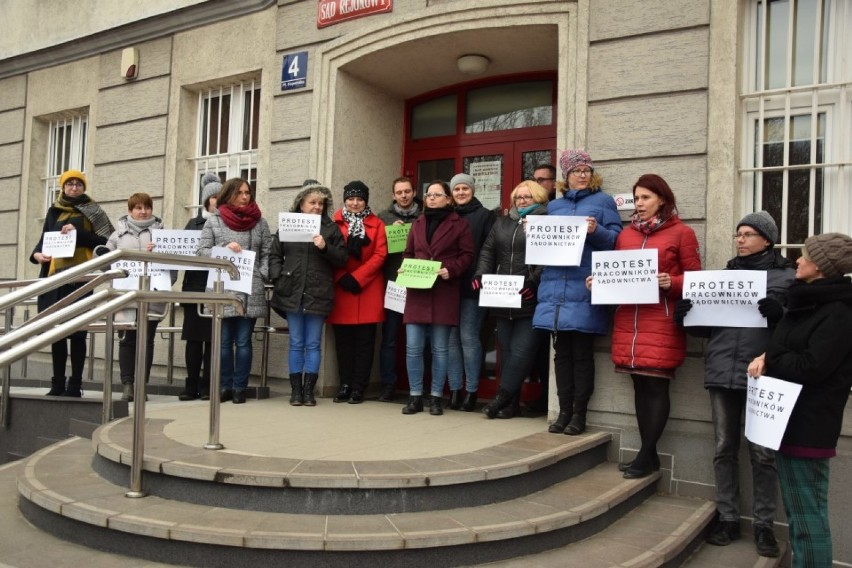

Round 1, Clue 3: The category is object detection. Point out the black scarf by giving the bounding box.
[424,207,452,244]
[786,276,852,312]
[726,248,792,271]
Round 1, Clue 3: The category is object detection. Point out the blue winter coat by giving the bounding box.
[532,188,622,335]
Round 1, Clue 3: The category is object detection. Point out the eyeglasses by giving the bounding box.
[733,232,762,239]
[425,193,447,199]
[570,169,593,177]
[514,194,534,201]
[534,177,555,183]
[64,181,84,188]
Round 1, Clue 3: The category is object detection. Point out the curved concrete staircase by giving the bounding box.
[13,414,725,567]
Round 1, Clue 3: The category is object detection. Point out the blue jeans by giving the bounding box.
[406,324,451,397]
[379,309,403,387]
[495,317,540,396]
[709,387,777,527]
[220,316,256,391]
[286,311,325,374]
[448,298,487,392]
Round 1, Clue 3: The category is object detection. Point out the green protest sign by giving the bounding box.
[385,223,412,254]
[396,258,441,289]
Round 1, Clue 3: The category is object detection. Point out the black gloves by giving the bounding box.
[673,298,693,326]
[758,297,784,327]
[338,273,362,294]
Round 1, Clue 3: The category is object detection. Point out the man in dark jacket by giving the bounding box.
[376,177,421,402]
[675,211,794,558]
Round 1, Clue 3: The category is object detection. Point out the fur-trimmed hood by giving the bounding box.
[290,183,334,217]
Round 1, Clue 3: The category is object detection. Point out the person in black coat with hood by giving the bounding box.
[178,173,221,400]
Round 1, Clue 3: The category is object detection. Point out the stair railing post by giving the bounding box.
[101,313,115,424]
[0,305,13,428]
[126,270,150,498]
[205,276,225,450]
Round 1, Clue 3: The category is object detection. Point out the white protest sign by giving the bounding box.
[41,230,76,259]
[745,375,802,450]
[205,246,255,295]
[524,215,587,266]
[591,249,659,305]
[682,270,767,327]
[110,259,172,291]
[150,229,201,270]
[384,280,407,314]
[479,274,524,308]
[278,212,321,242]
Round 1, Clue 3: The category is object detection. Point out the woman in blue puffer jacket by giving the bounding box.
[532,149,622,435]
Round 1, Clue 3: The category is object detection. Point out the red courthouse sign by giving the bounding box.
[317,0,392,28]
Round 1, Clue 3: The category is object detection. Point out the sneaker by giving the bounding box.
[706,520,741,546]
[754,526,780,558]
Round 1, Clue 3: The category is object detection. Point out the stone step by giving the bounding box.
[18,437,669,567]
[91,417,613,514]
[681,532,788,568]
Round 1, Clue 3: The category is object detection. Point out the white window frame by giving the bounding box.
[190,79,260,208]
[740,0,852,255]
[43,114,88,211]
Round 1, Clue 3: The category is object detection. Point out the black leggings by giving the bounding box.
[631,374,671,469]
[51,335,86,380]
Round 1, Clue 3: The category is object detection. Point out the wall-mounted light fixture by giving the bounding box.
[456,54,490,76]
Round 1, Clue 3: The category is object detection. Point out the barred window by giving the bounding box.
[191,79,260,206]
[740,0,851,257]
[44,114,88,211]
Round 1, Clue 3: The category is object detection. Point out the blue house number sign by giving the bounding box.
[281,52,308,91]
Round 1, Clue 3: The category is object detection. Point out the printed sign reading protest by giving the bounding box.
[41,230,77,259]
[525,216,587,266]
[396,258,441,289]
[384,280,407,313]
[479,274,524,308]
[278,213,321,242]
[150,229,201,270]
[591,249,659,304]
[111,260,172,291]
[744,375,802,450]
[205,246,255,295]
[682,270,767,328]
[385,223,411,254]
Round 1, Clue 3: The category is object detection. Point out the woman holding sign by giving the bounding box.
[609,174,701,479]
[30,169,114,397]
[533,150,622,436]
[328,181,388,404]
[270,181,347,406]
[198,178,272,405]
[747,233,852,568]
[400,180,474,416]
[476,180,548,419]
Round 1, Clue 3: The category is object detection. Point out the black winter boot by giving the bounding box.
[496,395,521,419]
[564,413,586,435]
[482,389,513,419]
[429,396,444,416]
[289,373,304,406]
[402,396,423,415]
[179,377,199,401]
[303,373,319,406]
[62,377,83,398]
[548,410,572,433]
[46,376,66,396]
[462,391,477,412]
[448,390,463,410]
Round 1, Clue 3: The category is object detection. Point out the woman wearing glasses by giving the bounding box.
[533,150,622,435]
[400,180,473,416]
[476,180,549,419]
[30,170,114,397]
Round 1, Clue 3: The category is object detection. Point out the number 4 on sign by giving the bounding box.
[288,56,300,77]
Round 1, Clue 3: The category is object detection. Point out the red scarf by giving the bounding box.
[218,202,261,232]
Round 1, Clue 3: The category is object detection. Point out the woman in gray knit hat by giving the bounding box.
[748,232,852,567]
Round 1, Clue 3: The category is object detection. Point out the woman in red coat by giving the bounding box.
[602,174,701,479]
[327,181,388,403]
[401,180,474,416]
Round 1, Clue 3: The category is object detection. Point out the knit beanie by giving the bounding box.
[450,173,476,192]
[803,233,852,278]
[59,169,87,191]
[200,173,222,208]
[737,210,778,247]
[343,180,370,204]
[559,149,594,179]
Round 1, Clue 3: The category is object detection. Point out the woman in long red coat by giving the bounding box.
[327,181,388,403]
[603,174,701,479]
[401,180,474,416]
